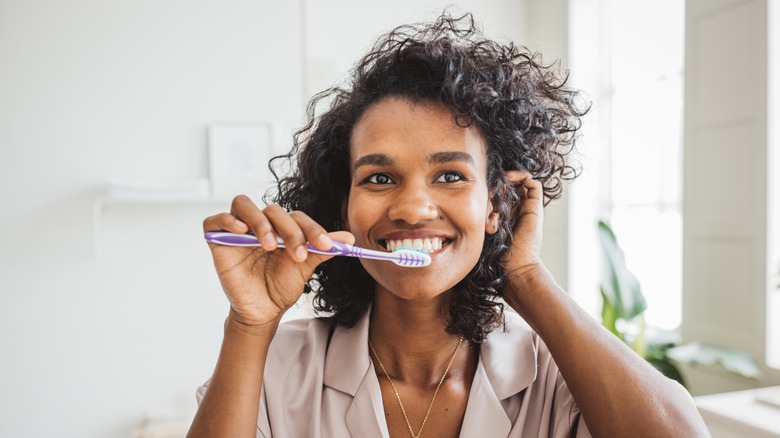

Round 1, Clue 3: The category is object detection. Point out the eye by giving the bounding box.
[364,173,394,185]
[435,172,465,183]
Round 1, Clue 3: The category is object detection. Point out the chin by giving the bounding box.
[369,266,462,301]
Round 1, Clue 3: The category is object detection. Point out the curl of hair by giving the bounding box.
[268,12,588,343]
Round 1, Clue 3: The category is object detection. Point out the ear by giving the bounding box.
[340,197,350,231]
[485,186,504,235]
[485,208,500,234]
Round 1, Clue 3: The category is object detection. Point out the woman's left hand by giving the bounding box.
[503,170,546,279]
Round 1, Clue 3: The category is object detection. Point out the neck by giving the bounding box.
[368,287,473,385]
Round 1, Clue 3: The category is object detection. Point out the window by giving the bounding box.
[569,0,685,331]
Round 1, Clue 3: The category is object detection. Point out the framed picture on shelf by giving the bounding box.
[208,123,273,200]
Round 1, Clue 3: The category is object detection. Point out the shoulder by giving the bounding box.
[263,316,334,386]
[483,310,539,359]
[195,317,332,408]
[261,317,332,411]
[273,315,332,341]
[482,312,589,435]
[266,316,332,368]
[488,310,558,364]
[481,311,569,397]
[255,317,338,437]
[480,311,539,398]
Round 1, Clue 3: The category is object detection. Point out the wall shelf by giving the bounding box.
[93,195,232,257]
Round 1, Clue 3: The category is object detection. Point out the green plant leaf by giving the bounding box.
[595,221,761,388]
[600,287,622,340]
[666,341,762,379]
[631,315,647,358]
[597,221,647,320]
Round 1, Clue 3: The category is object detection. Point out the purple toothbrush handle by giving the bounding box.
[204,231,430,266]
[204,231,342,254]
[204,231,263,246]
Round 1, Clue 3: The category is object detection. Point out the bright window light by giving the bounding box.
[569,0,684,331]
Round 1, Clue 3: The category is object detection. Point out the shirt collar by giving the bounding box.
[322,308,537,400]
[480,311,538,399]
[323,308,373,396]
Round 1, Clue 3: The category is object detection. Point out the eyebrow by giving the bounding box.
[352,151,475,173]
[352,154,396,173]
[428,151,474,166]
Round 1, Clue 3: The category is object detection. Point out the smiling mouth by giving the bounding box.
[379,237,451,254]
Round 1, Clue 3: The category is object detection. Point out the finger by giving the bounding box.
[328,230,355,245]
[505,170,531,182]
[505,170,544,219]
[505,170,529,199]
[289,210,333,251]
[230,195,277,250]
[203,212,249,234]
[505,170,534,188]
[522,177,543,203]
[263,204,310,262]
[506,171,543,200]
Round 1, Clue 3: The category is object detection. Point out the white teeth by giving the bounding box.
[385,238,445,254]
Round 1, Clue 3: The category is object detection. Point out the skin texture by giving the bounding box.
[188,98,710,438]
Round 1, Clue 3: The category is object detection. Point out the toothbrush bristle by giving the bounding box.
[395,247,426,253]
[392,247,432,267]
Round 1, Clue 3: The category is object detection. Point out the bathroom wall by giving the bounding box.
[0,1,569,436]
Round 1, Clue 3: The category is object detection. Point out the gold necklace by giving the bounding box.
[368,335,464,438]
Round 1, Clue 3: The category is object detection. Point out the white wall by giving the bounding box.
[302,2,528,92]
[682,0,780,395]
[0,1,570,437]
[0,1,304,437]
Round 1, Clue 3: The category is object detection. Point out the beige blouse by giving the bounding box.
[197,309,591,437]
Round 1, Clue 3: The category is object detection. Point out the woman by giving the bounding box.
[188,13,709,438]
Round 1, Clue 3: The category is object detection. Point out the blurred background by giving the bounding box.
[1,0,778,437]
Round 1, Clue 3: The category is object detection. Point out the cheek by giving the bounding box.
[458,191,491,229]
[456,192,491,256]
[442,197,488,258]
[345,193,375,244]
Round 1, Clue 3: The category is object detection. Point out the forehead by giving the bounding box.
[349,97,487,167]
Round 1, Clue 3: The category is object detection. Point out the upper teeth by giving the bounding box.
[386,238,444,254]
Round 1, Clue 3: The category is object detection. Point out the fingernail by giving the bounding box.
[316,234,332,248]
[262,233,277,248]
[295,246,308,260]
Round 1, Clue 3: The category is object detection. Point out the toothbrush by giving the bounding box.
[204,231,431,267]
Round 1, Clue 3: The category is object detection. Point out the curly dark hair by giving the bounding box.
[269,12,587,343]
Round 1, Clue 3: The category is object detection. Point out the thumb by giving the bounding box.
[327,231,355,245]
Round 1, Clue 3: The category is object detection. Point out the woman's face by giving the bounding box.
[345,97,498,300]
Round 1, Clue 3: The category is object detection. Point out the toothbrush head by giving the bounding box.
[391,248,432,267]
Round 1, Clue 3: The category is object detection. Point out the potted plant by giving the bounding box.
[597,221,761,387]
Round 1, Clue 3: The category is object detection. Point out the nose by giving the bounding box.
[387,181,439,225]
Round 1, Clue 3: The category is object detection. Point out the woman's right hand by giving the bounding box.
[203,195,354,327]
